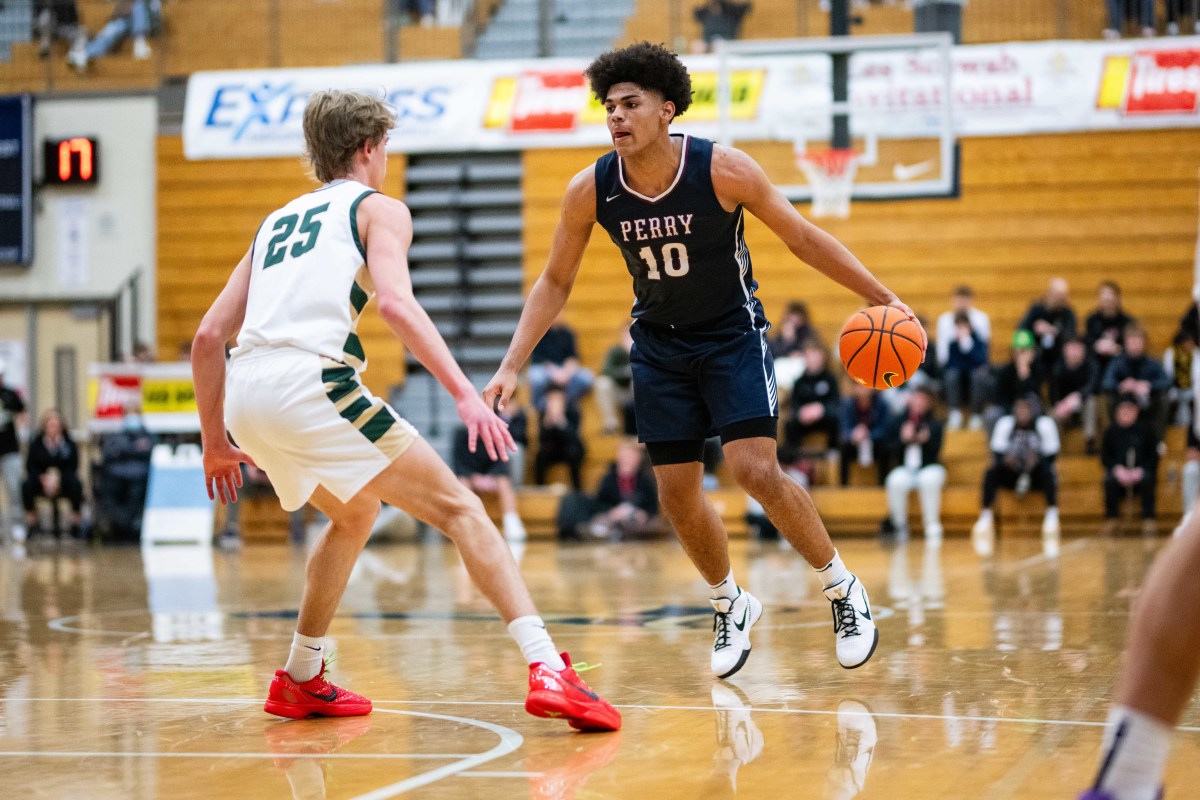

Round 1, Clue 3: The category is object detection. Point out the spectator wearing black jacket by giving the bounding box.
[693,0,752,51]
[1050,336,1100,451]
[983,329,1045,431]
[838,382,890,486]
[96,404,155,541]
[533,385,585,490]
[1101,324,1171,441]
[883,388,946,543]
[1020,278,1077,373]
[22,409,84,535]
[942,311,990,430]
[1102,395,1160,532]
[556,440,658,540]
[1084,281,1134,381]
[528,315,593,415]
[781,343,840,462]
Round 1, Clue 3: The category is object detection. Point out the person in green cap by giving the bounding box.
[982,328,1045,432]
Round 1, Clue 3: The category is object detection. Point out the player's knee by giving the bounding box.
[330,497,381,539]
[438,492,491,541]
[728,458,782,497]
[656,481,702,518]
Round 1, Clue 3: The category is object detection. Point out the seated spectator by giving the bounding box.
[392,0,436,27]
[96,403,155,541]
[0,358,27,541]
[936,285,991,364]
[1101,324,1171,441]
[780,343,840,464]
[882,388,946,544]
[1101,395,1160,535]
[1084,280,1134,381]
[1103,0,1156,38]
[1020,277,1077,374]
[528,314,593,415]
[972,394,1061,554]
[693,0,753,52]
[940,310,989,430]
[1050,336,1100,451]
[838,382,889,486]
[1164,328,1196,429]
[22,409,84,537]
[594,321,635,436]
[67,0,158,73]
[453,425,526,542]
[983,329,1045,431]
[770,300,819,396]
[534,385,585,490]
[34,0,84,59]
[559,441,657,542]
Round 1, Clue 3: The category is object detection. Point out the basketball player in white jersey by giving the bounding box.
[191,90,619,730]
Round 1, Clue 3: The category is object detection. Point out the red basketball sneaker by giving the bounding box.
[525,653,622,732]
[263,664,372,719]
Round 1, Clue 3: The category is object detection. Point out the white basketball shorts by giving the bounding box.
[225,346,417,511]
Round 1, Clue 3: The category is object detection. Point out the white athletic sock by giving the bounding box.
[284,632,325,682]
[1094,706,1171,800]
[816,550,849,590]
[709,568,740,601]
[508,615,566,671]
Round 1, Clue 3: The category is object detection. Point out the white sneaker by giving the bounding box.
[825,700,877,800]
[133,35,151,60]
[1041,507,1060,537]
[67,46,87,71]
[10,523,26,543]
[971,511,995,557]
[824,575,878,669]
[923,523,943,547]
[502,512,526,542]
[947,409,963,430]
[711,683,764,792]
[710,589,762,679]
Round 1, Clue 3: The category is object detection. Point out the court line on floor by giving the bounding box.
[0,751,471,760]
[7,697,1197,733]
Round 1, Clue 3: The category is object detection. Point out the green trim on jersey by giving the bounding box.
[349,189,378,261]
[350,281,369,315]
[339,395,373,423]
[342,332,365,363]
[358,408,397,443]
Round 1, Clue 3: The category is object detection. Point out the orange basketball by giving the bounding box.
[838,306,925,390]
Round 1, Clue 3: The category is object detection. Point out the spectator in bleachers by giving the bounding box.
[34,0,84,60]
[931,284,988,429]
[533,385,585,490]
[528,314,593,418]
[557,440,658,541]
[940,310,990,431]
[0,359,27,542]
[882,388,946,544]
[1050,336,1100,452]
[1101,324,1171,441]
[770,301,818,402]
[594,321,635,437]
[1101,395,1160,534]
[67,0,158,72]
[1104,0,1156,38]
[22,409,84,538]
[452,423,526,542]
[983,329,1045,431]
[1180,294,1200,343]
[1084,280,1134,382]
[971,394,1061,554]
[693,0,753,53]
[838,382,890,486]
[1165,0,1200,34]
[1020,277,1078,374]
[780,343,840,465]
[392,0,436,27]
[1164,328,1196,429]
[883,313,943,417]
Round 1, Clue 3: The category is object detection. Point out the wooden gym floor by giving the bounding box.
[0,533,1197,799]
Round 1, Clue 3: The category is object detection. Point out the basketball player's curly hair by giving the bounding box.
[585,42,693,120]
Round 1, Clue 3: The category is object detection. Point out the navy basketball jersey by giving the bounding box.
[595,134,763,330]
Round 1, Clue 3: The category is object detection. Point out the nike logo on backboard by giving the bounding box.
[892,159,936,182]
[606,193,621,202]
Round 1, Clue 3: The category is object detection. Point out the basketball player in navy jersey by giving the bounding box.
[485,43,925,678]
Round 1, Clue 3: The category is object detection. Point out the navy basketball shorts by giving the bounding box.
[629,319,780,460]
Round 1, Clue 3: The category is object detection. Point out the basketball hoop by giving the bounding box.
[796,147,861,219]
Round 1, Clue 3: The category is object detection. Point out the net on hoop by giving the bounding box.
[796,147,861,219]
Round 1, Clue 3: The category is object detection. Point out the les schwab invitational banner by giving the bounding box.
[182,37,1200,159]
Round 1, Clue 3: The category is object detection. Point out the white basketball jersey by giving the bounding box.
[234,179,378,371]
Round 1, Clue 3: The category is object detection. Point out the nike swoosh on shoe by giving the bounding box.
[305,686,338,702]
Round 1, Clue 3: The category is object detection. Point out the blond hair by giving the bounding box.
[302,90,395,183]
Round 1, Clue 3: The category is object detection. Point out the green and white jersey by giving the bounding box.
[234,179,378,372]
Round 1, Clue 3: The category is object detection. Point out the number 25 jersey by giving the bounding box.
[594,134,763,330]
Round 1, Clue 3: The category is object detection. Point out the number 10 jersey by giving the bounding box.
[594,134,762,331]
[234,179,378,372]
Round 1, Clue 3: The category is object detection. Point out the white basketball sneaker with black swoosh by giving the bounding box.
[824,574,879,669]
[710,589,762,679]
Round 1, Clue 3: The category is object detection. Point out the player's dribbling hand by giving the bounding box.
[887,299,928,358]
[482,368,518,415]
[456,392,517,462]
[202,438,257,505]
